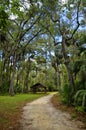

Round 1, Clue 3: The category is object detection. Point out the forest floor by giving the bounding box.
[0,93,47,130]
[0,92,86,130]
[19,92,86,130]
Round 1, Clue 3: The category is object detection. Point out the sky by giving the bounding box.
[61,0,68,4]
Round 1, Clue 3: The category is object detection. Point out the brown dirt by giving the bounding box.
[19,93,85,130]
[0,102,28,130]
[51,93,86,129]
[0,93,86,130]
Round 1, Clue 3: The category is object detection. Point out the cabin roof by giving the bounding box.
[30,83,46,89]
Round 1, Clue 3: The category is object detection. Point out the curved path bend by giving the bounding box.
[19,93,84,130]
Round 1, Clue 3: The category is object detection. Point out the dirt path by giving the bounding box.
[19,93,84,130]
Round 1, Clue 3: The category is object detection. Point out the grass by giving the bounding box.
[0,93,47,129]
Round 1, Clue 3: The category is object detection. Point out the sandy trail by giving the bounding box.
[19,93,84,130]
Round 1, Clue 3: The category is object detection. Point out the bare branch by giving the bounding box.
[9,19,19,26]
[67,0,81,41]
[44,25,56,44]
[22,29,42,49]
[18,13,43,41]
[8,31,15,41]
[50,13,60,23]
[54,42,62,46]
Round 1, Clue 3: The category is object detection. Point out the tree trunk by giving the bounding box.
[62,35,75,97]
[23,78,29,93]
[23,67,30,93]
[9,58,16,96]
[52,62,61,92]
[66,64,75,92]
[9,70,15,96]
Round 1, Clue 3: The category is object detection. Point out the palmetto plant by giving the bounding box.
[74,90,86,111]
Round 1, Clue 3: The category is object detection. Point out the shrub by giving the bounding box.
[75,80,85,93]
[61,83,71,105]
[0,81,10,94]
[74,90,86,112]
[14,83,22,93]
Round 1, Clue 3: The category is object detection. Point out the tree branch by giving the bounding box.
[50,13,60,23]
[66,0,81,41]
[22,29,42,50]
[8,31,15,41]
[19,13,42,40]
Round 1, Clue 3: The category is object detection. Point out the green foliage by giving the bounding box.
[0,9,8,29]
[73,60,85,76]
[0,0,85,117]
[75,80,85,92]
[61,83,71,105]
[79,64,86,82]
[46,83,57,92]
[82,0,86,6]
[74,90,86,112]
[14,83,22,93]
[73,60,86,91]
[0,70,10,94]
[0,0,9,30]
[74,60,86,94]
[0,81,10,94]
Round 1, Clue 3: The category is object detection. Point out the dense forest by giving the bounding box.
[0,0,86,111]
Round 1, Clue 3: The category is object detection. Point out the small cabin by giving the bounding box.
[30,83,47,93]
